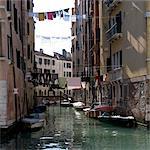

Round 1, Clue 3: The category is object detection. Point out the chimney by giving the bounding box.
[40,49,43,54]
[62,49,66,58]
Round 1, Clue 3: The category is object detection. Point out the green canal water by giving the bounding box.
[1,106,150,150]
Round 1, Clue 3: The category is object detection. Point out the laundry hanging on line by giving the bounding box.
[29,9,86,22]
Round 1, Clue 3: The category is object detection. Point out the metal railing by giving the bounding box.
[106,23,122,41]
[109,67,123,81]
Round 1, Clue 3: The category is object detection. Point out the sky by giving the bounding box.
[33,0,74,56]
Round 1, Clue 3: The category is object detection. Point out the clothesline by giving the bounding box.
[30,8,85,22]
[36,35,74,40]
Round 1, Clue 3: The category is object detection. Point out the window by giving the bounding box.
[44,90,46,96]
[52,60,55,65]
[19,19,22,41]
[39,90,41,96]
[120,84,123,97]
[52,70,55,73]
[21,56,25,71]
[67,63,71,68]
[44,59,47,65]
[44,69,50,73]
[7,0,11,11]
[27,22,30,35]
[48,60,50,65]
[67,72,69,77]
[27,44,30,59]
[13,5,18,34]
[77,59,80,67]
[112,50,122,69]
[113,86,115,97]
[16,49,20,68]
[69,72,71,77]
[27,0,30,11]
[64,72,65,77]
[31,50,32,63]
[64,63,66,68]
[116,11,122,33]
[76,41,79,50]
[7,35,12,60]
[120,50,122,67]
[39,58,42,65]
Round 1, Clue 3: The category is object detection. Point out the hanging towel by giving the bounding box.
[63,14,70,21]
[39,13,45,21]
[67,77,81,90]
[71,15,76,22]
[58,77,67,89]
[47,12,53,20]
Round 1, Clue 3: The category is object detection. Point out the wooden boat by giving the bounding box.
[98,112,136,127]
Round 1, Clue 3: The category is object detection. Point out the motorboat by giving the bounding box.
[98,112,136,127]
[72,101,85,111]
[84,102,113,118]
[60,99,73,107]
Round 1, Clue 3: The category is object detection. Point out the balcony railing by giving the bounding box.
[105,0,122,12]
[106,23,122,42]
[109,67,123,81]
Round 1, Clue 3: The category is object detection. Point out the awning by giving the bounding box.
[67,77,81,90]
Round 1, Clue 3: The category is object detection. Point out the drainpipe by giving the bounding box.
[145,1,150,129]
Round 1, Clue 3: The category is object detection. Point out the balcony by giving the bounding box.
[106,23,122,42]
[109,67,123,81]
[104,0,122,12]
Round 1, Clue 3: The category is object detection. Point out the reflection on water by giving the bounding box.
[0,106,150,150]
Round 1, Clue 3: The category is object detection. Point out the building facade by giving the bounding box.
[35,49,73,98]
[72,0,150,125]
[102,0,150,123]
[72,0,101,104]
[0,0,35,128]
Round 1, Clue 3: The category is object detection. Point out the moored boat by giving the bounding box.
[84,102,114,118]
[21,117,45,131]
[60,99,73,107]
[98,112,136,127]
[72,102,85,111]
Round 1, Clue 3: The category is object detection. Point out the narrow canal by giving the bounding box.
[1,106,150,150]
